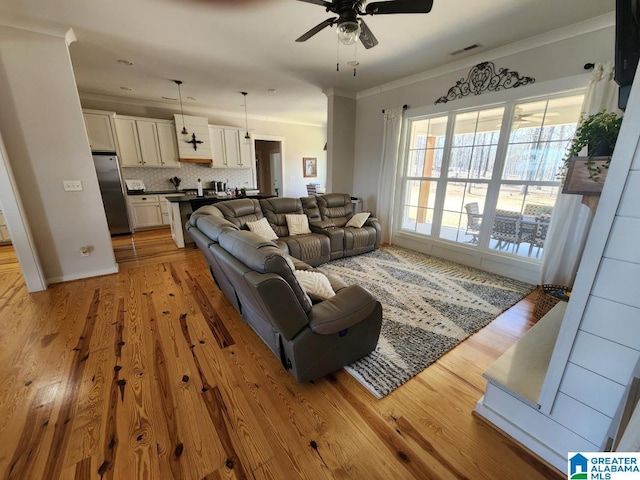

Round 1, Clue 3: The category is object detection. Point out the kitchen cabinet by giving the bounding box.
[128,195,162,228]
[128,194,182,230]
[156,123,180,167]
[115,117,180,168]
[115,118,143,167]
[0,208,11,244]
[136,120,162,167]
[209,125,252,168]
[83,110,117,151]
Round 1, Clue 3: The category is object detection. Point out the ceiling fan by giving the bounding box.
[295,0,434,49]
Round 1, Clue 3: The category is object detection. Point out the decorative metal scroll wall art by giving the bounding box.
[434,62,535,104]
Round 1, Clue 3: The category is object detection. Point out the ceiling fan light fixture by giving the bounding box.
[336,21,361,45]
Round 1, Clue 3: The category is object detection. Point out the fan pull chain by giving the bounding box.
[336,39,340,72]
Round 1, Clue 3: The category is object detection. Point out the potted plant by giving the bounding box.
[562,111,622,192]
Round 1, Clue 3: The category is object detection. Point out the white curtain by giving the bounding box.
[376,107,404,244]
[540,61,622,286]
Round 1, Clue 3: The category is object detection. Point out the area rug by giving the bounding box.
[318,246,534,398]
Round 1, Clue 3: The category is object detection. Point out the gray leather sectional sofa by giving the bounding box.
[186,193,383,382]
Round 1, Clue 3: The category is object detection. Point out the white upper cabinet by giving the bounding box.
[115,117,180,168]
[115,118,143,167]
[224,128,240,166]
[83,110,117,151]
[156,122,180,167]
[239,133,252,167]
[209,125,252,169]
[136,120,162,167]
[209,126,226,168]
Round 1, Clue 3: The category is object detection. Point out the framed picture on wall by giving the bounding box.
[303,157,317,178]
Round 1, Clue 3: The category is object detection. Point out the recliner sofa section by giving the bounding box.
[317,193,382,257]
[207,194,381,265]
[186,214,383,382]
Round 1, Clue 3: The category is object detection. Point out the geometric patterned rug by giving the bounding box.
[319,246,534,398]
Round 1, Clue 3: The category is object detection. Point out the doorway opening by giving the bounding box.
[254,139,283,197]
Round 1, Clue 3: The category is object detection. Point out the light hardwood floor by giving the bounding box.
[0,229,562,479]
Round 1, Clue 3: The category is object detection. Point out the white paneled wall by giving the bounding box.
[548,166,640,452]
[477,71,640,471]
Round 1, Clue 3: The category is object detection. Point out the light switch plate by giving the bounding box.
[63,180,83,192]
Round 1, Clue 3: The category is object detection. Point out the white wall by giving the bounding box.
[325,91,356,195]
[353,25,616,214]
[0,24,117,283]
[80,97,327,199]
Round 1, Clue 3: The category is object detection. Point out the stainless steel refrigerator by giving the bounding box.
[92,151,131,235]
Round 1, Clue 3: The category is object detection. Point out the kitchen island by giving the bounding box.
[166,193,274,248]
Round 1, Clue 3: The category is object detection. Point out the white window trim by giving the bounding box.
[392,86,587,284]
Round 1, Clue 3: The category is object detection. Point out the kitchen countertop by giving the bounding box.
[166,194,272,204]
[126,190,186,196]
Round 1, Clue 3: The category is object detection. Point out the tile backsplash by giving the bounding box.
[121,162,254,191]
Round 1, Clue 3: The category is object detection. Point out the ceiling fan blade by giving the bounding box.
[365,0,434,15]
[295,17,337,42]
[296,0,333,8]
[359,19,379,49]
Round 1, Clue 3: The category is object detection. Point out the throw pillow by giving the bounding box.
[246,217,278,241]
[345,212,371,228]
[294,270,336,301]
[285,214,312,236]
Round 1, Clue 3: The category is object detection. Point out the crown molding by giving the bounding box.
[323,88,357,99]
[78,91,325,128]
[0,12,72,40]
[357,12,615,100]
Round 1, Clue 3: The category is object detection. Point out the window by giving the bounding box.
[399,94,583,260]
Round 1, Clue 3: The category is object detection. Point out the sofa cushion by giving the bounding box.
[260,197,304,237]
[215,198,264,229]
[189,204,223,226]
[345,212,371,228]
[279,234,331,267]
[218,230,312,313]
[301,196,322,222]
[318,193,355,227]
[286,214,312,236]
[294,270,335,301]
[196,215,239,242]
[246,217,278,241]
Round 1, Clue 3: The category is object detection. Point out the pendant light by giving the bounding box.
[241,91,250,141]
[174,80,189,141]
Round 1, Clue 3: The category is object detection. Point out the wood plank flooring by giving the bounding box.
[0,228,562,479]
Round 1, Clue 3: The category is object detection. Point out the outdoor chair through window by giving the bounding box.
[528,213,551,258]
[464,202,482,244]
[491,209,522,252]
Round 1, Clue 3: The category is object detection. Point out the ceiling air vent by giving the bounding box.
[449,43,482,56]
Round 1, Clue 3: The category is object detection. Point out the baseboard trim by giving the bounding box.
[475,397,567,472]
[47,264,119,285]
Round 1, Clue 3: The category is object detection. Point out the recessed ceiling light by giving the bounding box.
[268,88,277,93]
[120,86,132,91]
[162,96,177,100]
[187,96,197,101]
[117,59,134,66]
